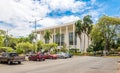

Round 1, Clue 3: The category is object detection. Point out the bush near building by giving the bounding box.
[0,47,14,53]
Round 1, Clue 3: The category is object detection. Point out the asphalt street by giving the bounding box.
[0,56,119,73]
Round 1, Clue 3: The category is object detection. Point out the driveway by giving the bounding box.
[0,56,119,73]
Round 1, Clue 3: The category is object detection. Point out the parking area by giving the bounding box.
[0,56,119,73]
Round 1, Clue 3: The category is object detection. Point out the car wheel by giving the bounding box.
[8,61,12,65]
[42,58,45,61]
[18,61,21,64]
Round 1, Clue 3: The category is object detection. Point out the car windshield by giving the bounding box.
[9,53,18,57]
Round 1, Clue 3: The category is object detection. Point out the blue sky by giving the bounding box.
[0,0,120,37]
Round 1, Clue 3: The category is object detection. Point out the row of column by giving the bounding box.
[40,24,76,47]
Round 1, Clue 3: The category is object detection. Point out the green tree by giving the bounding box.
[0,47,14,53]
[75,15,93,53]
[55,32,60,45]
[28,33,36,43]
[83,15,93,53]
[16,42,33,54]
[75,20,83,52]
[0,29,6,36]
[37,40,43,52]
[90,15,120,56]
[44,30,52,43]
[42,43,57,52]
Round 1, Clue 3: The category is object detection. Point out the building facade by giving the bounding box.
[36,21,90,52]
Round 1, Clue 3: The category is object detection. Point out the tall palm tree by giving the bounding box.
[75,20,83,52]
[83,15,93,53]
[86,24,93,45]
[44,30,52,43]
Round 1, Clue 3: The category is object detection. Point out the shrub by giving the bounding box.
[42,43,58,52]
[0,47,14,53]
[16,42,33,54]
[16,48,25,54]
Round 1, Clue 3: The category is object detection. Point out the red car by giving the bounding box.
[44,54,57,59]
[28,54,45,61]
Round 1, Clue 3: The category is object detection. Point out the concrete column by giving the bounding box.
[66,26,69,48]
[73,24,75,48]
[60,27,61,46]
[54,28,56,43]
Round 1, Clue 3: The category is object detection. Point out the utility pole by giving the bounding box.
[5,29,8,47]
[29,18,43,53]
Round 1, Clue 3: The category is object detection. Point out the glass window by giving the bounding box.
[55,35,60,46]
[45,39,49,44]
[61,34,64,46]
[69,32,73,45]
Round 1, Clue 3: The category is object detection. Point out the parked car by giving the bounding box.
[57,52,69,59]
[28,53,45,61]
[0,52,25,64]
[44,53,57,59]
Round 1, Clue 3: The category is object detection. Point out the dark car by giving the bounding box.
[0,52,25,64]
[28,53,45,61]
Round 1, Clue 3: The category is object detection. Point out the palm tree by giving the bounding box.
[86,24,93,45]
[44,30,52,43]
[55,32,60,45]
[75,20,83,52]
[83,15,93,53]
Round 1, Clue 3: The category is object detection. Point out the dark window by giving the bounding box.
[69,32,73,45]
[61,34,64,46]
[75,34,77,45]
[45,39,49,44]
[53,35,54,43]
[55,35,60,46]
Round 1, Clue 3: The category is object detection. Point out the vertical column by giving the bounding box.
[60,27,61,46]
[66,26,69,48]
[73,24,75,48]
[54,28,56,43]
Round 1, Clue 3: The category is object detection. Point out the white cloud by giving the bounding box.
[41,0,86,13]
[0,0,102,37]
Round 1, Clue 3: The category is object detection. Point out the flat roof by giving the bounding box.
[36,21,76,32]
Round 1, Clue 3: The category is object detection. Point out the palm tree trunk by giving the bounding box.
[84,33,86,53]
[78,36,82,52]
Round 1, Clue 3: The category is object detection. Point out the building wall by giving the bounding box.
[37,23,90,52]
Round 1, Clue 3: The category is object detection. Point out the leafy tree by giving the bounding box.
[55,32,60,45]
[37,40,43,52]
[44,30,52,43]
[0,36,4,47]
[83,15,93,52]
[28,33,36,43]
[0,47,14,53]
[16,42,33,54]
[0,29,6,36]
[42,43,57,52]
[75,20,83,52]
[75,15,93,53]
[90,15,120,56]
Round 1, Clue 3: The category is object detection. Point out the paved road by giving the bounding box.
[0,56,119,73]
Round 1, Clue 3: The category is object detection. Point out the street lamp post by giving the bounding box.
[5,29,8,47]
[29,18,43,53]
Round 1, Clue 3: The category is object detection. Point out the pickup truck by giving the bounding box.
[0,52,25,64]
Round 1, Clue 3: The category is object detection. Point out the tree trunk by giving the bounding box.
[78,35,82,52]
[84,33,86,53]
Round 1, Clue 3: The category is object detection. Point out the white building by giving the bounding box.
[36,21,90,52]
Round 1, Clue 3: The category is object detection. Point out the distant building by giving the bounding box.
[36,21,90,52]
